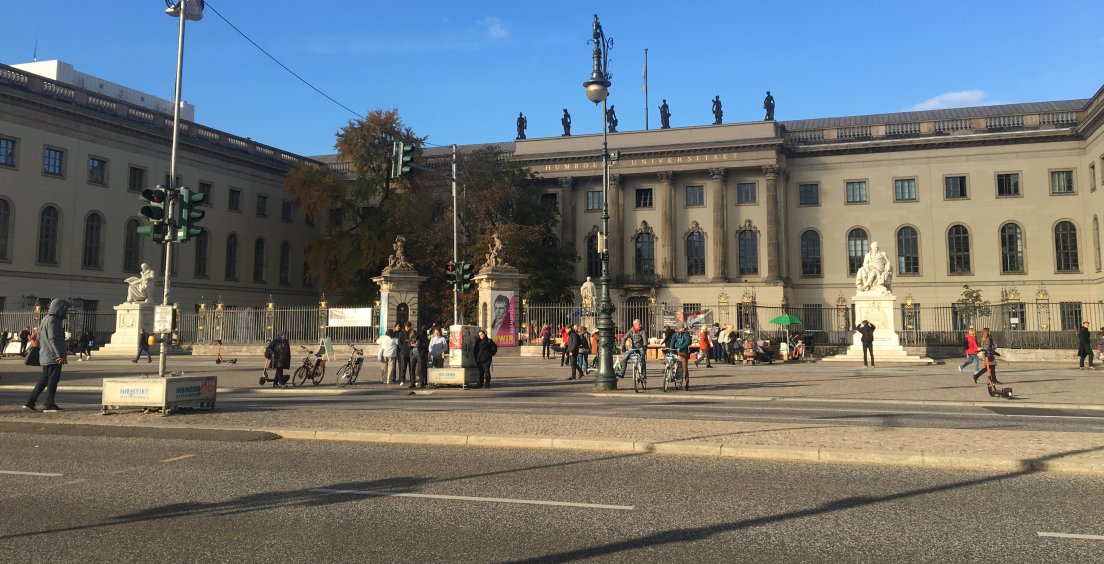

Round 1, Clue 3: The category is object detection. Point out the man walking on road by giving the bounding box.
[857,320,876,367]
[18,325,30,356]
[132,327,153,363]
[1077,321,1096,370]
[24,298,71,413]
[565,326,586,381]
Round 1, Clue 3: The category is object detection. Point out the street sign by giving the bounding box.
[154,305,174,334]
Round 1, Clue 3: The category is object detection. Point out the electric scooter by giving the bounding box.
[981,352,1013,399]
[214,339,237,364]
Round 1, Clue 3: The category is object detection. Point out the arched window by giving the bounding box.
[194,230,209,277]
[635,232,655,275]
[253,238,266,282]
[1093,215,1101,273]
[0,198,12,261]
[799,230,821,277]
[738,231,759,275]
[37,206,60,265]
[279,241,291,285]
[999,223,1024,274]
[686,231,705,276]
[585,231,601,278]
[896,226,920,275]
[947,224,971,274]
[1054,220,1079,273]
[847,228,869,275]
[123,219,142,272]
[225,234,238,281]
[82,212,104,269]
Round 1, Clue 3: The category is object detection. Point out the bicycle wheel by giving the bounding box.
[292,366,308,387]
[663,365,673,392]
[632,361,641,393]
[335,363,352,387]
[311,363,325,385]
[348,363,360,385]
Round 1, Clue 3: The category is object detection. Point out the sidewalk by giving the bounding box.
[2,355,1104,475]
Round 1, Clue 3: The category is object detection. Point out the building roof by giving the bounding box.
[780,99,1088,130]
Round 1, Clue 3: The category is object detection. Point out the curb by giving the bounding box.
[592,392,1104,413]
[0,384,371,395]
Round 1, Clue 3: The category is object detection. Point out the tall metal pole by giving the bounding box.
[158,1,188,378]
[452,143,459,326]
[643,48,649,131]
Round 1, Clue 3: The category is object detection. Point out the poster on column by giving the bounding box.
[489,290,517,347]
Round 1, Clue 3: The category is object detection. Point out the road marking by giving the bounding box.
[160,453,195,463]
[311,488,634,511]
[0,470,63,477]
[1038,531,1104,541]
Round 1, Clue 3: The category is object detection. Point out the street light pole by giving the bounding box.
[583,14,616,391]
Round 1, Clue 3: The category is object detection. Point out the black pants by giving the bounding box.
[407,351,418,382]
[1079,348,1094,368]
[411,352,428,386]
[273,367,288,386]
[20,340,28,355]
[28,363,62,407]
[134,346,152,362]
[862,342,874,366]
[395,352,409,383]
[569,353,586,379]
[542,341,551,358]
[477,361,492,386]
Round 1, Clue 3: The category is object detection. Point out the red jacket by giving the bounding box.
[698,327,711,350]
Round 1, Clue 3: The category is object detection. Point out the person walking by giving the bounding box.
[958,326,980,374]
[132,327,153,363]
[24,328,40,367]
[394,323,410,386]
[540,325,552,359]
[589,327,600,367]
[473,329,497,388]
[671,322,692,389]
[411,326,429,388]
[266,332,292,388]
[24,298,71,413]
[559,325,571,366]
[972,327,1002,384]
[1077,321,1096,370]
[709,323,722,362]
[429,328,448,369]
[377,329,398,384]
[76,329,93,361]
[857,320,876,367]
[18,325,30,357]
[565,326,586,380]
[694,324,713,368]
[405,323,420,384]
[0,330,9,357]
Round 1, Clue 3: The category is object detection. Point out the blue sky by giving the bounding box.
[2,0,1102,157]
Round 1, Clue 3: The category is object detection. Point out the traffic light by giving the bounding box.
[176,186,206,242]
[391,140,414,178]
[459,261,475,292]
[445,261,458,284]
[137,185,169,241]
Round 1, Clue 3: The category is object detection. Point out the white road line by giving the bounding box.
[1037,531,1104,541]
[311,488,634,511]
[0,470,63,477]
[160,454,195,463]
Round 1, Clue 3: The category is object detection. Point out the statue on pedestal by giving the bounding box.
[606,105,618,133]
[124,263,156,304]
[659,99,671,129]
[561,109,572,136]
[483,232,509,270]
[855,241,893,295]
[384,235,414,273]
[516,112,527,140]
[580,276,597,310]
[763,90,775,121]
[712,95,723,125]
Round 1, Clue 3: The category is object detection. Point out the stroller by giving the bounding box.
[754,338,775,364]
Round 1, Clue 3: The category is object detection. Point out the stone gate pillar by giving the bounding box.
[472,233,528,350]
[372,235,426,331]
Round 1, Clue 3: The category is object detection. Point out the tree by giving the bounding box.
[957,284,992,328]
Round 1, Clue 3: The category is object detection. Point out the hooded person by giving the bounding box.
[25,298,71,412]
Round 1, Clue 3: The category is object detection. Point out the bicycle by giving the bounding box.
[661,348,685,392]
[622,349,645,392]
[335,347,364,387]
[292,346,326,387]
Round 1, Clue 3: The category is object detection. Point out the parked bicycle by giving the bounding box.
[661,347,686,392]
[292,346,326,387]
[335,347,365,387]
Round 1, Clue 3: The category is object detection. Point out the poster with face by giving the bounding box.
[490,290,516,347]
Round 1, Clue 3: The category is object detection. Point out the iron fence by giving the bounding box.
[182,306,379,346]
[0,310,116,346]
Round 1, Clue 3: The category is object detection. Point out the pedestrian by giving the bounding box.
[565,325,586,380]
[962,326,980,375]
[405,323,420,384]
[24,328,40,367]
[266,332,292,388]
[671,322,692,388]
[412,326,429,388]
[76,329,92,361]
[717,324,730,364]
[540,325,552,359]
[377,329,398,384]
[575,326,591,374]
[695,324,713,368]
[972,327,1002,384]
[1097,327,1104,364]
[19,325,30,356]
[0,330,9,357]
[473,328,497,388]
[24,298,71,412]
[709,323,722,362]
[132,327,153,363]
[1077,321,1096,370]
[394,322,410,385]
[429,327,448,368]
[589,326,600,366]
[726,325,739,364]
[857,319,876,367]
[559,324,571,366]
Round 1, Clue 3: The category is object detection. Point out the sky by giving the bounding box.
[2,0,1103,158]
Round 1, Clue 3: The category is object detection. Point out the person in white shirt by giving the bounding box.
[428,328,448,368]
[376,330,398,384]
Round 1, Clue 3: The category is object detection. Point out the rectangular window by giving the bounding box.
[127,166,146,192]
[736,182,757,205]
[256,194,268,217]
[685,185,704,207]
[43,147,64,176]
[197,181,212,205]
[845,181,868,203]
[1060,302,1082,331]
[87,156,107,185]
[996,172,1020,197]
[1050,170,1075,194]
[944,175,968,199]
[586,191,603,211]
[0,138,14,167]
[894,178,916,201]
[798,183,819,206]
[635,188,653,208]
[281,199,293,221]
[228,188,242,211]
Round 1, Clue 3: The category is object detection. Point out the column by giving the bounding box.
[609,174,623,278]
[709,168,727,282]
[557,177,576,254]
[763,164,782,281]
[657,171,675,280]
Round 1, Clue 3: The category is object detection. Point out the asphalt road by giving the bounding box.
[0,432,1101,563]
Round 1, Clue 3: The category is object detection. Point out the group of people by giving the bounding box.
[373,322,435,388]
[0,326,34,358]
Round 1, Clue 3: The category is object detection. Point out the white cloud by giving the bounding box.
[908,90,990,111]
[480,17,508,40]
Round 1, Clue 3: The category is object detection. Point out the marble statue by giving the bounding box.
[124,263,156,304]
[484,232,508,269]
[659,99,671,129]
[384,235,414,272]
[580,276,597,309]
[855,241,893,294]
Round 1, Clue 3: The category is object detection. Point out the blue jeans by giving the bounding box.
[959,354,979,373]
[619,349,646,375]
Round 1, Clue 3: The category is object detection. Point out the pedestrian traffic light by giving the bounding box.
[445,261,458,284]
[176,186,206,242]
[459,261,475,292]
[137,186,169,241]
[391,140,414,178]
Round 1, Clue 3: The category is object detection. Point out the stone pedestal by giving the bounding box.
[97,303,157,357]
[822,294,934,364]
[474,266,527,348]
[372,270,426,332]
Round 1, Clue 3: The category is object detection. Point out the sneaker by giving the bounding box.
[22,404,37,412]
[131,359,138,363]
[43,405,63,413]
[958,365,963,373]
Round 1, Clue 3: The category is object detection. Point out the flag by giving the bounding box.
[642,52,648,93]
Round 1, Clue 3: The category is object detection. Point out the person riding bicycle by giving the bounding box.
[617,319,648,379]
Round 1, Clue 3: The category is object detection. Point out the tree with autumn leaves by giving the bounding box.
[283,109,576,324]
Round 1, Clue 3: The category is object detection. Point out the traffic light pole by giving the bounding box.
[452,144,459,326]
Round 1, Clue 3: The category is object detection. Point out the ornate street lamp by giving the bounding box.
[583,14,616,390]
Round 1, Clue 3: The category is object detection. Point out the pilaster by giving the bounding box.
[709,168,728,281]
[657,171,675,280]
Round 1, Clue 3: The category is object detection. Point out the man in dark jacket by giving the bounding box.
[394,323,410,386]
[565,325,586,381]
[267,332,292,387]
[411,327,429,388]
[132,327,153,363]
[857,320,876,367]
[540,325,552,359]
[1077,321,1096,370]
[25,298,71,412]
[18,325,30,356]
[473,329,497,388]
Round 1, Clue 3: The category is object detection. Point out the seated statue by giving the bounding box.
[854,242,892,294]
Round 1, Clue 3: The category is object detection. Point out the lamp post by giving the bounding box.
[583,14,616,391]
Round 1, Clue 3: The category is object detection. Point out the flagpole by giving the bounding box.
[643,48,649,130]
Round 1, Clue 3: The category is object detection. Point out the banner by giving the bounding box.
[489,290,517,347]
[328,307,373,328]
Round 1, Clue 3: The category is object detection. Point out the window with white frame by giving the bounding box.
[1050,170,1075,194]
